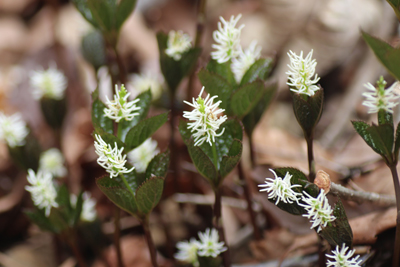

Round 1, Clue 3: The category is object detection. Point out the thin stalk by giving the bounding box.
[113,46,127,85]
[114,207,124,267]
[141,217,159,267]
[185,0,207,100]
[317,235,325,267]
[64,230,89,267]
[237,161,261,240]
[389,165,400,267]
[306,135,315,183]
[169,90,180,191]
[211,142,219,169]
[213,187,231,267]
[249,135,256,168]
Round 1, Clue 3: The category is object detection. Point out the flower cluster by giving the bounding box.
[104,84,141,123]
[286,50,320,96]
[175,228,227,266]
[0,112,29,148]
[25,169,59,216]
[30,64,68,100]
[71,192,97,222]
[130,71,164,101]
[39,148,67,178]
[165,30,192,61]
[231,40,262,83]
[299,189,336,232]
[127,138,159,173]
[258,169,302,205]
[326,244,362,267]
[94,134,134,178]
[183,87,227,146]
[362,76,399,114]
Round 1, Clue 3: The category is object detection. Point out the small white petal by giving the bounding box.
[127,138,159,173]
[130,71,164,100]
[104,84,141,123]
[361,79,400,114]
[174,238,200,266]
[0,112,29,148]
[165,30,192,61]
[39,148,67,178]
[326,244,362,267]
[30,64,67,100]
[231,40,262,83]
[197,228,227,258]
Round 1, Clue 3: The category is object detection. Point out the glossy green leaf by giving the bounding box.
[206,59,236,85]
[230,80,264,118]
[72,0,98,27]
[96,175,138,215]
[243,81,277,137]
[198,69,234,112]
[386,0,400,22]
[87,0,116,32]
[320,199,353,248]
[219,139,242,179]
[25,209,57,233]
[124,112,169,151]
[362,31,400,81]
[291,88,324,138]
[40,97,67,129]
[118,90,152,142]
[114,168,139,193]
[366,123,394,164]
[145,150,170,179]
[92,98,113,134]
[240,58,273,86]
[136,177,164,215]
[115,0,137,31]
[81,30,106,70]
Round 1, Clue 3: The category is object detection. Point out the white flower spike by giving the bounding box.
[127,138,159,173]
[326,244,362,267]
[25,169,59,217]
[174,238,200,267]
[286,50,320,96]
[165,30,192,61]
[0,112,29,148]
[94,134,134,178]
[71,192,97,222]
[130,71,164,101]
[231,40,262,83]
[211,14,245,64]
[39,148,67,178]
[258,169,302,205]
[30,64,68,100]
[197,228,227,258]
[362,76,400,114]
[298,189,336,232]
[183,87,227,146]
[104,84,141,123]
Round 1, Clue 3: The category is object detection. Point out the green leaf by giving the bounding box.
[115,0,137,31]
[198,255,222,267]
[124,112,169,151]
[219,139,242,179]
[198,69,234,112]
[73,191,84,226]
[386,0,400,21]
[72,0,98,27]
[206,59,236,85]
[96,175,138,215]
[378,109,393,126]
[394,122,400,162]
[40,97,67,129]
[240,58,273,86]
[118,90,152,142]
[243,81,277,137]
[362,31,400,81]
[92,98,113,134]
[87,0,116,33]
[230,80,264,118]
[291,88,324,138]
[136,177,164,215]
[366,123,394,164]
[145,150,170,180]
[320,199,353,247]
[81,30,106,70]
[25,209,56,233]
[93,127,125,150]
[114,168,140,193]
[8,133,42,172]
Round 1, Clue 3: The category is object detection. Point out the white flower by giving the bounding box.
[39,148,67,178]
[326,244,362,267]
[71,192,97,222]
[30,64,68,100]
[175,238,200,266]
[0,112,29,148]
[258,169,302,205]
[130,72,164,101]
[197,228,227,258]
[298,189,336,232]
[362,77,400,114]
[25,169,59,217]
[231,40,262,83]
[165,30,192,61]
[286,50,320,96]
[94,134,134,178]
[104,84,141,123]
[183,87,227,146]
[127,138,159,173]
[211,14,245,63]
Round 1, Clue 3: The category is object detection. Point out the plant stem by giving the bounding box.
[306,135,315,183]
[213,187,231,267]
[141,217,159,267]
[317,235,325,267]
[237,161,261,240]
[114,207,124,267]
[169,90,180,191]
[112,46,127,85]
[389,164,400,267]
[249,136,256,168]
[211,142,219,169]
[64,230,89,267]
